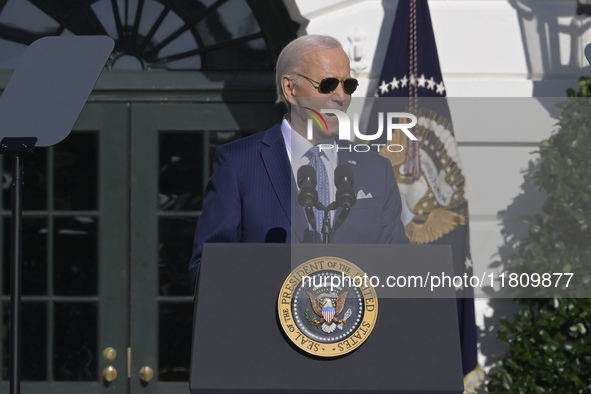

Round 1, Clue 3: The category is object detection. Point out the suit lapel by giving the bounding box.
[260,124,311,243]
[290,176,309,243]
[260,124,291,221]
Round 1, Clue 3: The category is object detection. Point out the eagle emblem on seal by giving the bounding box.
[306,290,353,334]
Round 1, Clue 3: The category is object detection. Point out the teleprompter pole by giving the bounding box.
[1,137,37,394]
[10,154,23,394]
[0,34,114,393]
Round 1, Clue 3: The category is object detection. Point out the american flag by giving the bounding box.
[373,1,481,391]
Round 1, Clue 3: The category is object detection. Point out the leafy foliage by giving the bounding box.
[305,307,319,326]
[486,76,591,393]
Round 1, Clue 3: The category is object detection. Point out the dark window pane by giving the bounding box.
[24,148,48,210]
[35,0,89,20]
[138,0,165,38]
[112,53,144,70]
[175,0,217,20]
[115,0,142,26]
[159,132,203,211]
[54,303,97,381]
[3,217,47,296]
[152,9,184,47]
[0,0,59,35]
[54,132,98,211]
[0,38,27,68]
[3,148,47,211]
[159,218,195,296]
[54,217,97,296]
[59,8,104,36]
[159,302,192,381]
[90,0,117,38]
[205,38,270,70]
[196,0,260,46]
[155,30,198,59]
[2,302,47,381]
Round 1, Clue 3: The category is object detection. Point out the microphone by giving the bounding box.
[297,165,318,230]
[332,165,356,235]
[334,165,356,209]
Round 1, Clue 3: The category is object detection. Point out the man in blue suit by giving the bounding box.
[189,35,408,288]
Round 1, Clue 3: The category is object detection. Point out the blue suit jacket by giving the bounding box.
[189,124,408,286]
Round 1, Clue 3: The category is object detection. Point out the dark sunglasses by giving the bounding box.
[295,73,359,95]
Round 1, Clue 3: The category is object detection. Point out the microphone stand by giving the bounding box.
[320,208,331,244]
[297,164,356,244]
[310,191,354,244]
[319,202,338,244]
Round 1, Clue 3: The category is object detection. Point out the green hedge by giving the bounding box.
[485,77,591,393]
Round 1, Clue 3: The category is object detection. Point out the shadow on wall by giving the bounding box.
[359,0,399,96]
[511,0,591,96]
[476,159,545,375]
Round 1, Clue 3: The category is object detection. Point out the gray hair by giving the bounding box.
[275,35,344,105]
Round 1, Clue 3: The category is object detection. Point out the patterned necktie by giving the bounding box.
[306,146,329,237]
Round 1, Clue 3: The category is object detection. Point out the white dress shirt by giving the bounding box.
[281,116,337,222]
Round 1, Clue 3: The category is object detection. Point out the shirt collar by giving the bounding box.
[280,115,337,163]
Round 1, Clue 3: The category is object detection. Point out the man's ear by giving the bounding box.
[281,74,295,104]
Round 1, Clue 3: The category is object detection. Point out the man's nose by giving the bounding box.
[335,80,348,97]
[330,82,352,106]
[330,82,348,103]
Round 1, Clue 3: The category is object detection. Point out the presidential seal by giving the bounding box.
[277,257,378,357]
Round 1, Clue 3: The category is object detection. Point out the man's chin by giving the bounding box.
[316,129,339,143]
[324,119,340,135]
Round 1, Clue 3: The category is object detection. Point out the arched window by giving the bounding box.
[0,0,298,70]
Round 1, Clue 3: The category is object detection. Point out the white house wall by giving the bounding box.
[286,0,591,372]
